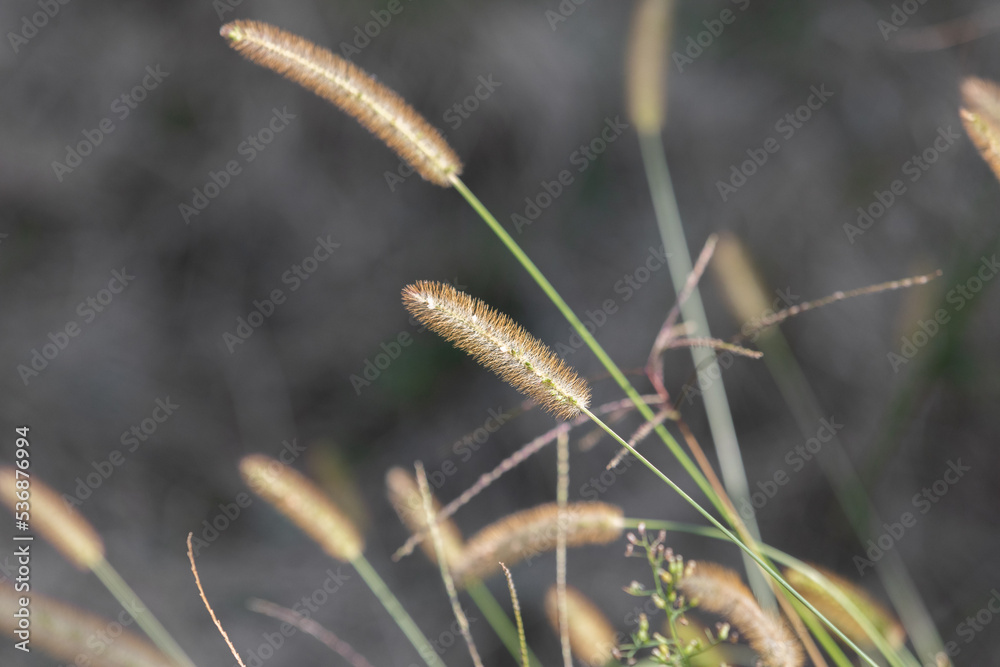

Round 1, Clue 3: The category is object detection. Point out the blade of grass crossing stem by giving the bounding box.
[350,555,447,667]
[575,406,880,667]
[447,175,727,521]
[637,131,772,608]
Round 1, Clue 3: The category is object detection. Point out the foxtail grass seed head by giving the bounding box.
[544,585,618,667]
[0,584,179,667]
[626,0,674,134]
[221,20,462,186]
[678,562,804,667]
[454,502,623,584]
[402,281,591,420]
[0,466,104,570]
[240,454,364,562]
[960,76,1000,184]
[783,565,905,649]
[711,233,773,332]
[386,466,465,569]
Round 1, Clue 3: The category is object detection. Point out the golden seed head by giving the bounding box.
[960,76,1000,185]
[783,565,905,649]
[220,20,462,187]
[454,502,623,584]
[711,233,773,331]
[402,281,591,420]
[386,466,465,569]
[239,454,364,562]
[0,467,104,570]
[678,562,804,667]
[545,585,618,667]
[626,0,674,134]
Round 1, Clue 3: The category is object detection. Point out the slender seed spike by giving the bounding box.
[386,467,465,569]
[678,562,804,667]
[0,584,178,667]
[544,585,618,667]
[221,20,462,186]
[402,281,591,420]
[626,0,675,134]
[782,565,905,649]
[454,502,623,584]
[239,454,364,562]
[0,466,104,570]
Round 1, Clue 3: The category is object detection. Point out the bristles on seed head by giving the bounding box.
[402,281,591,420]
[220,20,462,187]
[960,76,1000,184]
[678,562,804,667]
[0,467,104,570]
[386,467,465,569]
[544,585,618,667]
[454,502,623,584]
[0,584,179,667]
[240,454,364,562]
[783,565,905,649]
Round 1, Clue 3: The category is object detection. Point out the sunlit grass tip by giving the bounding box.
[386,466,465,569]
[239,454,364,562]
[544,585,618,667]
[0,466,104,570]
[221,19,462,186]
[402,281,591,420]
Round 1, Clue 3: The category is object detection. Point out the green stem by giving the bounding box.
[448,174,728,522]
[638,130,771,608]
[351,555,447,667]
[92,558,197,667]
[578,406,879,667]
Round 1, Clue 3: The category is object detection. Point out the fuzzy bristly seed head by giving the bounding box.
[240,454,364,562]
[0,585,179,667]
[402,281,591,420]
[678,562,803,667]
[0,467,104,570]
[454,502,623,584]
[545,585,618,667]
[220,20,462,187]
[961,76,1000,184]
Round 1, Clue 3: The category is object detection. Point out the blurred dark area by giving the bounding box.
[2,0,999,665]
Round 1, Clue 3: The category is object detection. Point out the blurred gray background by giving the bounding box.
[2,0,999,665]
